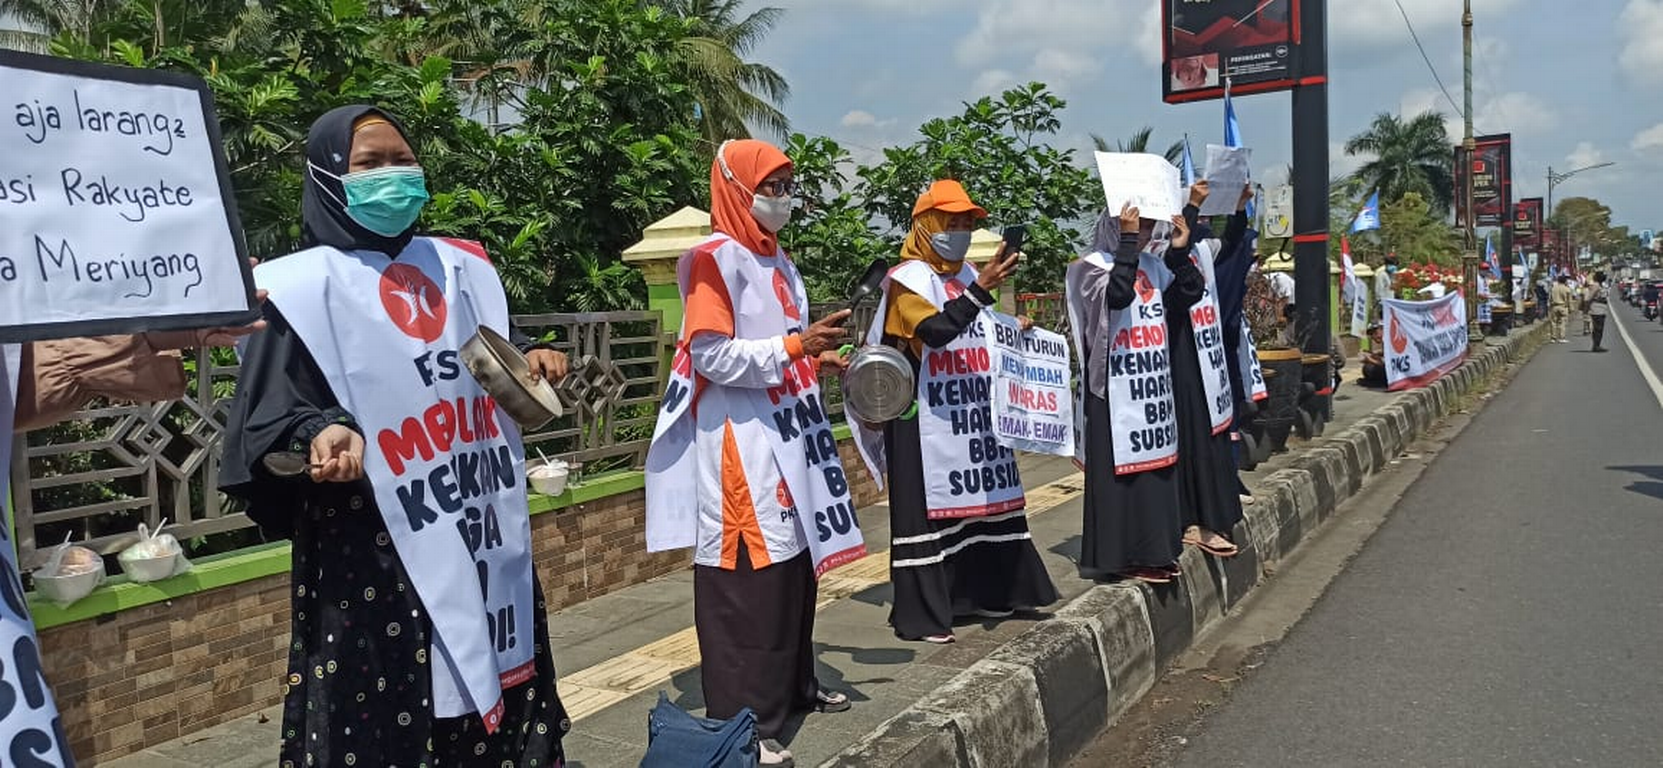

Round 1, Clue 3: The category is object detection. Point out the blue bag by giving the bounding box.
[638,691,758,768]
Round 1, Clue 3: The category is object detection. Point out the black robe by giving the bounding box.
[220,303,569,768]
[1170,206,1247,537]
[1077,233,1202,576]
[879,281,1058,640]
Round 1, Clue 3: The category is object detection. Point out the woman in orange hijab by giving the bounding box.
[863,180,1056,644]
[645,140,857,766]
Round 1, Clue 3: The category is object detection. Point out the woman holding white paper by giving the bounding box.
[854,180,1057,644]
[220,106,569,768]
[1065,204,1199,583]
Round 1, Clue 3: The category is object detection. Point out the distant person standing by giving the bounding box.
[1589,271,1611,353]
[1549,275,1574,343]
[1373,254,1399,321]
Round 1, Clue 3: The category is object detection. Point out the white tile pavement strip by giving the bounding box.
[102,324,1550,767]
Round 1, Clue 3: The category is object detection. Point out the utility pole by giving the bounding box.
[1462,0,1482,338]
[1292,0,1330,371]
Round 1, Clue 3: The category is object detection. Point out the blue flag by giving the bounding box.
[1181,135,1196,188]
[1483,233,1500,280]
[1223,84,1255,219]
[1351,191,1380,233]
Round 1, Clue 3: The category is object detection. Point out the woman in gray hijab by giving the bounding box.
[1064,204,1201,583]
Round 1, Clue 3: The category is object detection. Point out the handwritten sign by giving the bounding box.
[1095,152,1183,221]
[1382,292,1469,391]
[981,311,1075,458]
[1200,144,1252,216]
[0,50,255,343]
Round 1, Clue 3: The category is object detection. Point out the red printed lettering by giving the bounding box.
[379,418,434,476]
[1113,325,1167,351]
[927,347,991,377]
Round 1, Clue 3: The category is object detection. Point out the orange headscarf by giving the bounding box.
[710,139,792,256]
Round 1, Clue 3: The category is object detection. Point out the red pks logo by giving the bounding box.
[379,263,448,343]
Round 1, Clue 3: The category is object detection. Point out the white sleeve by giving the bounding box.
[689,331,794,389]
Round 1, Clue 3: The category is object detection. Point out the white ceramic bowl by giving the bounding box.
[33,564,103,604]
[120,552,180,583]
[527,460,570,497]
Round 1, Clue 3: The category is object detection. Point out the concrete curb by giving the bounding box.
[821,324,1550,767]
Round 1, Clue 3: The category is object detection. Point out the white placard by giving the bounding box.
[0,51,254,343]
[1095,152,1183,221]
[1382,292,1469,391]
[1263,184,1294,238]
[1200,144,1252,216]
[981,311,1075,458]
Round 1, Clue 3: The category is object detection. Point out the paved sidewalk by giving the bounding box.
[106,366,1418,767]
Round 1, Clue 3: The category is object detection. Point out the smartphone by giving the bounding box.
[1002,225,1028,259]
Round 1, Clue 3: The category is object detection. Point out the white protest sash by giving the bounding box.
[0,345,73,765]
[880,261,1025,520]
[1236,316,1268,403]
[1189,242,1235,434]
[982,310,1075,457]
[645,235,865,577]
[1065,253,1179,475]
[1382,292,1469,391]
[255,237,535,730]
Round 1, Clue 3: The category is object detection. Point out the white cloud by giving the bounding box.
[1634,123,1663,155]
[1330,142,1366,179]
[972,68,1019,95]
[1567,142,1607,169]
[1031,49,1101,83]
[840,110,878,128]
[1620,1,1663,85]
[1475,92,1558,135]
[1332,0,1521,47]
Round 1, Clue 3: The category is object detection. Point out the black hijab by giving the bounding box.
[301,105,419,257]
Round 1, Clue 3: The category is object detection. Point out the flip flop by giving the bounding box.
[1197,538,1240,557]
[814,688,852,713]
[1120,567,1173,584]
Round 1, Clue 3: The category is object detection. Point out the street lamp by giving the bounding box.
[1546,162,1615,224]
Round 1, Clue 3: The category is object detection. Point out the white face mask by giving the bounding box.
[930,230,972,262]
[752,193,792,233]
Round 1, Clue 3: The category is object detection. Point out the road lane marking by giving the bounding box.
[1609,308,1663,411]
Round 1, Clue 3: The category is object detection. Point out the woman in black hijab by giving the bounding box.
[221,105,570,767]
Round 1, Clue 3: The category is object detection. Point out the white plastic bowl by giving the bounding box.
[527,460,570,497]
[33,564,103,605]
[120,552,180,583]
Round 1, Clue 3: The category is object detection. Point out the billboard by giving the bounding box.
[1455,134,1512,229]
[1162,0,1301,104]
[1513,198,1543,248]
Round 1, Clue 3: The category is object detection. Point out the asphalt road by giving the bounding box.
[1155,303,1663,767]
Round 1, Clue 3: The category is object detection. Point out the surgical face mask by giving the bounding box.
[752,193,793,233]
[931,230,972,262]
[311,163,430,237]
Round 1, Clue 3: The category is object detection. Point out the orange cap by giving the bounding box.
[911,179,988,220]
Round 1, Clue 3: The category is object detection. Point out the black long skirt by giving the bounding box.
[882,416,1059,640]
[281,485,569,768]
[693,545,818,740]
[1080,393,1184,576]
[1169,330,1246,538]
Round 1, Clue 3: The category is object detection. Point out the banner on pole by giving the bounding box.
[1513,197,1543,249]
[981,311,1076,458]
[1162,0,1302,104]
[1455,134,1512,229]
[1382,292,1469,391]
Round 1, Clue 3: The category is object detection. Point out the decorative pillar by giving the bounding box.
[623,206,711,373]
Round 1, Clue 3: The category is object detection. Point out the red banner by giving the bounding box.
[1455,134,1512,229]
[1513,197,1543,248]
[1162,0,1302,104]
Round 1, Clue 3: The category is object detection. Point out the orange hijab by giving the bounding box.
[710,139,792,255]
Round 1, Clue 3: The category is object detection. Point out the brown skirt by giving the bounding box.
[693,544,819,739]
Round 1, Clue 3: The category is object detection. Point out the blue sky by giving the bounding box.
[750,0,1663,234]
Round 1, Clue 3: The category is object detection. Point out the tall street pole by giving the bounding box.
[1461,0,1483,338]
[1292,0,1330,369]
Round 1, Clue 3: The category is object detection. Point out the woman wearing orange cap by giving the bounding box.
[853,180,1057,644]
[645,140,860,766]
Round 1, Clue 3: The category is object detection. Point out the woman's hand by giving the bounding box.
[801,310,852,357]
[1118,203,1141,233]
[976,244,1021,292]
[1238,182,1255,212]
[1018,315,1035,331]
[527,349,570,382]
[1189,181,1210,209]
[1169,214,1192,250]
[310,424,365,483]
[818,349,849,377]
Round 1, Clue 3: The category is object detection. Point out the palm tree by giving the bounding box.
[1344,111,1454,216]
[1091,127,1185,164]
[655,0,790,144]
[0,0,110,50]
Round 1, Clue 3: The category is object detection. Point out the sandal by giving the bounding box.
[814,688,851,713]
[760,738,795,767]
[1197,536,1239,557]
[1119,566,1173,584]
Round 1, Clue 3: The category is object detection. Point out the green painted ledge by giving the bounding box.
[29,428,859,631]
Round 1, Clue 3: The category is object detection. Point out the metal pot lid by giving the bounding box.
[842,344,915,423]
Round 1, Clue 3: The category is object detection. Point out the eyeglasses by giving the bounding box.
[755,179,800,198]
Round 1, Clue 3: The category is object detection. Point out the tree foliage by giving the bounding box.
[1345,110,1454,216]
